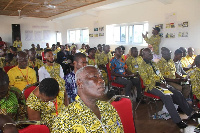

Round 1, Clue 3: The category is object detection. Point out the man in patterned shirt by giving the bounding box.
[110,47,141,99]
[142,27,161,55]
[186,47,196,67]
[96,45,112,86]
[139,48,200,129]
[157,47,190,98]
[28,48,43,80]
[179,47,190,69]
[52,66,124,132]
[64,53,87,103]
[189,55,200,108]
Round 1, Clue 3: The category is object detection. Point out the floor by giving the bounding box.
[132,100,200,133]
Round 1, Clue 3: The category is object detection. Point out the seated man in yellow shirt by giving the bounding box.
[52,66,124,132]
[126,47,143,100]
[7,51,37,91]
[189,55,200,108]
[179,47,190,69]
[186,47,196,67]
[96,45,112,86]
[28,48,43,80]
[139,48,200,129]
[157,47,191,98]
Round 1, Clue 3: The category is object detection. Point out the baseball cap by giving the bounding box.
[153,27,160,32]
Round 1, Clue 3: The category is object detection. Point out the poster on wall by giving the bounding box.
[178,21,189,28]
[34,31,43,41]
[25,30,34,41]
[94,28,98,31]
[89,34,93,37]
[178,32,188,38]
[166,23,175,28]
[94,34,98,37]
[165,33,175,38]
[99,27,104,31]
[99,33,104,36]
[43,30,51,40]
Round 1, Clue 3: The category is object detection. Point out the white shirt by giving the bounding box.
[38,64,64,82]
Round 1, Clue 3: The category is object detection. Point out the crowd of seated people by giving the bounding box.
[1,37,200,132]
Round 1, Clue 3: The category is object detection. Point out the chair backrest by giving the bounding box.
[4,65,15,73]
[106,63,112,81]
[139,77,146,89]
[23,86,37,100]
[18,125,50,133]
[111,96,136,133]
[41,52,46,63]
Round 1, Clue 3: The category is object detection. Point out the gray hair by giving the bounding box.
[75,65,97,83]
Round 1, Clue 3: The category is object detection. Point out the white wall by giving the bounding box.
[0,16,59,50]
[58,0,200,55]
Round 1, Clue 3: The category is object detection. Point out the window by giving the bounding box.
[106,23,147,45]
[68,29,89,43]
[56,32,62,43]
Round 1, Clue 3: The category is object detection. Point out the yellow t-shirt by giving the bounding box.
[7,66,37,91]
[181,57,190,68]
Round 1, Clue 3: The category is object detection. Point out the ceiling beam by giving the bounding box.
[3,0,14,10]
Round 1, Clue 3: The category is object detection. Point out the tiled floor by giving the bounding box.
[132,100,199,133]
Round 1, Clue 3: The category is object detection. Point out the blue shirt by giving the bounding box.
[64,71,77,102]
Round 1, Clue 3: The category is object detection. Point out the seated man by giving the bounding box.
[139,48,200,129]
[126,47,143,99]
[0,70,26,121]
[64,53,87,103]
[7,51,37,91]
[173,49,189,84]
[0,114,18,133]
[179,47,190,69]
[28,48,43,79]
[157,47,190,98]
[52,66,124,132]
[186,47,196,67]
[87,48,97,66]
[26,78,66,131]
[110,47,141,100]
[189,55,200,108]
[38,49,68,105]
[96,45,112,86]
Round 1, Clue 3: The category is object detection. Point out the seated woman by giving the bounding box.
[26,78,66,131]
[0,70,26,121]
[0,114,18,133]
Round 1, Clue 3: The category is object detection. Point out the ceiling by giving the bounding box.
[0,0,106,18]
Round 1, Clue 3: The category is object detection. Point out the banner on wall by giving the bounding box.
[25,30,34,41]
[34,31,43,41]
[43,30,51,41]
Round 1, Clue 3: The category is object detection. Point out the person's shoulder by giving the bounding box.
[28,66,36,72]
[7,66,18,73]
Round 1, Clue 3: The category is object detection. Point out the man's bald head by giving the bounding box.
[75,65,105,100]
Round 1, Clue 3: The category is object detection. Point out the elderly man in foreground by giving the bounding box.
[52,66,124,132]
